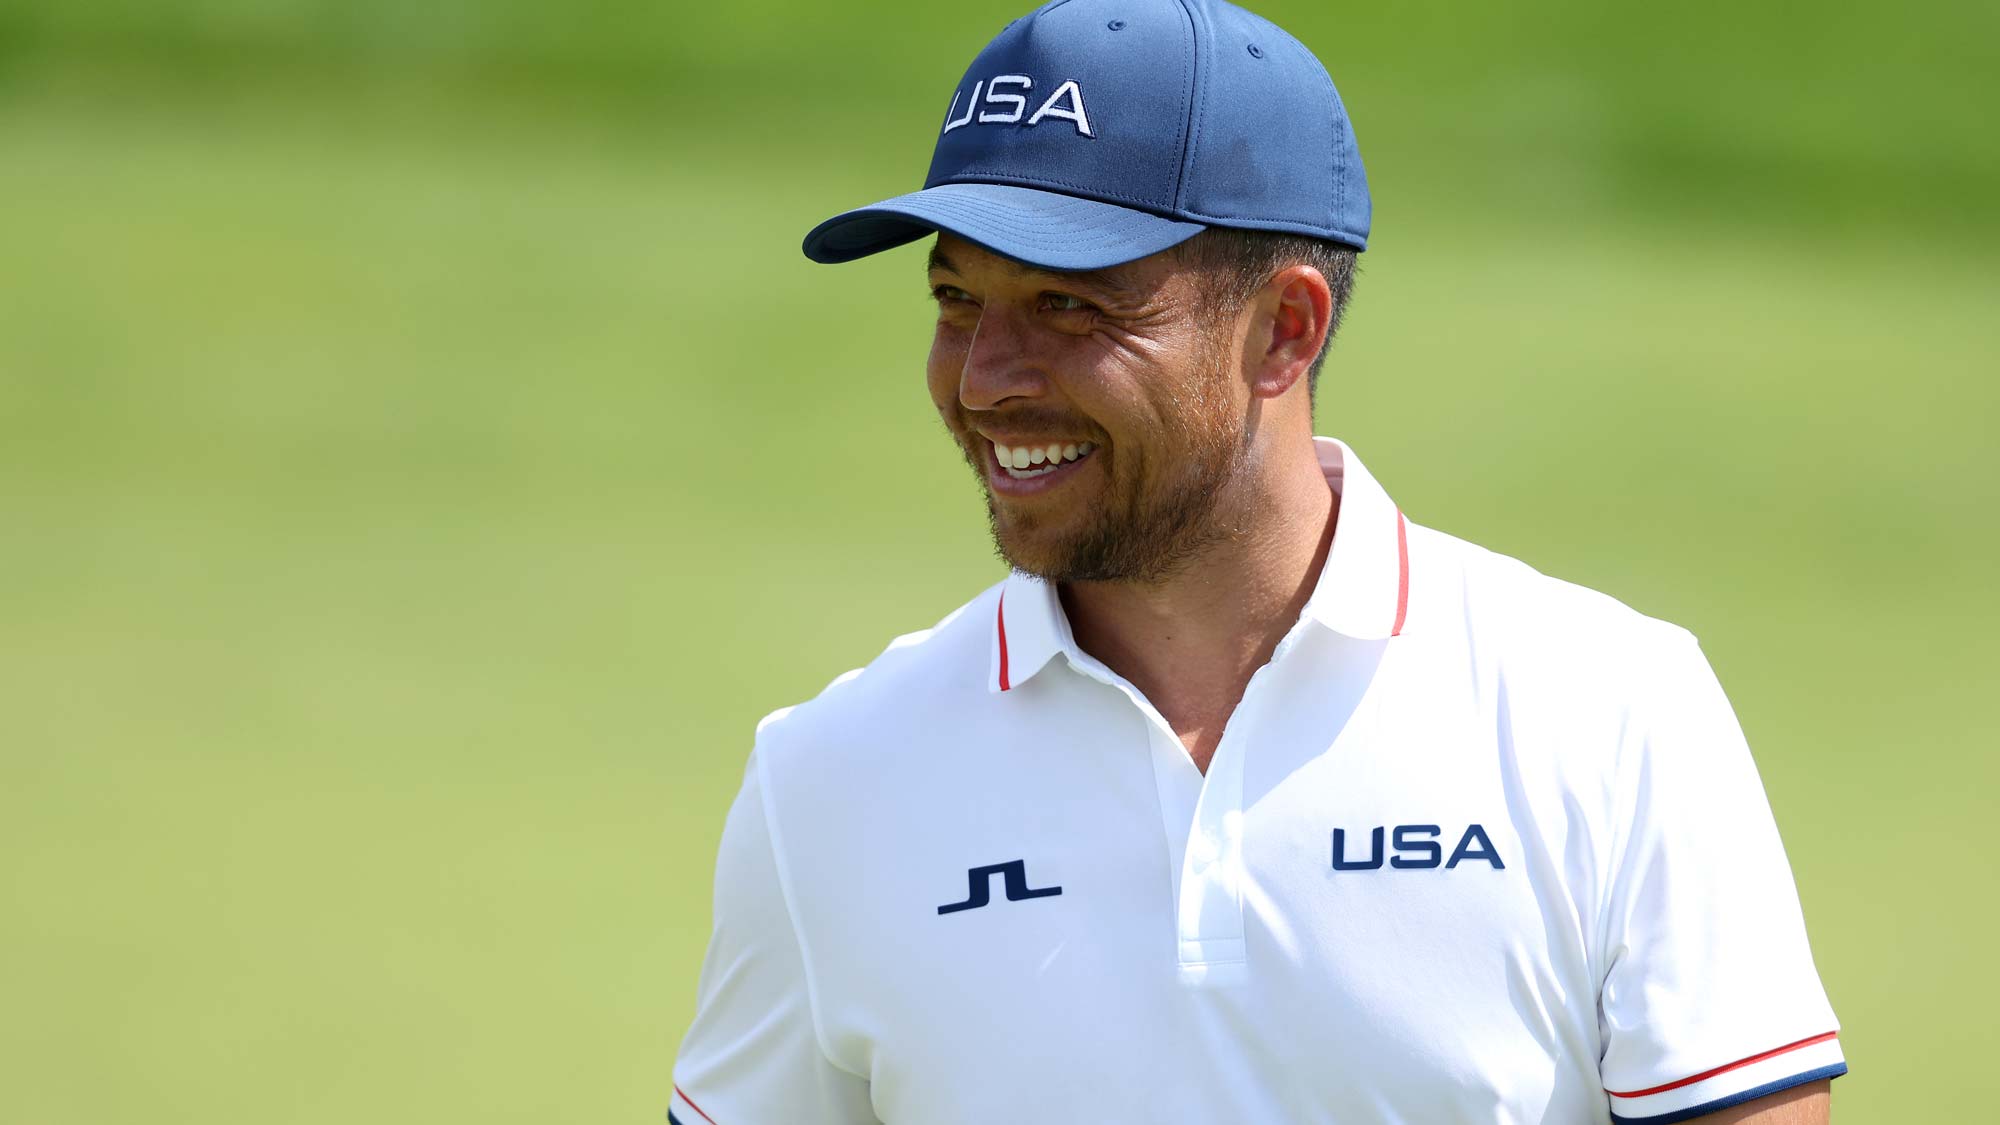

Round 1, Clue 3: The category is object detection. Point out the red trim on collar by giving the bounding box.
[996,590,1012,692]
[1605,1031,1839,1098]
[1391,509,1410,637]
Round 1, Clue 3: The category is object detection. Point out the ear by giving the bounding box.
[1247,265,1333,401]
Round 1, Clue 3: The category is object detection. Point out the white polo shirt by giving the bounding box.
[671,437,1843,1125]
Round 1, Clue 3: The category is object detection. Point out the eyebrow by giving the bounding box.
[927,244,1147,304]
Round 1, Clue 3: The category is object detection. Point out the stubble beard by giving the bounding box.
[954,330,1248,586]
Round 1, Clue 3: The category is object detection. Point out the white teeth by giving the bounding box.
[989,438,1097,477]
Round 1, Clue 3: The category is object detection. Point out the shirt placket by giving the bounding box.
[1069,620,1313,990]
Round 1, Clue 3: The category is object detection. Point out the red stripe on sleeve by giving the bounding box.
[1606,1031,1840,1098]
[673,1084,720,1125]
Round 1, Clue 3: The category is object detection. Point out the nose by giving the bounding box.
[958,304,1049,412]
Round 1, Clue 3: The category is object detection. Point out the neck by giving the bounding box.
[1058,435,1336,772]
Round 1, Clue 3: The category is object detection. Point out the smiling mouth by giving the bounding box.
[989,439,1097,480]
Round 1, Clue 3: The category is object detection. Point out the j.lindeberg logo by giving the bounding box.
[938,859,1063,914]
[942,75,1094,137]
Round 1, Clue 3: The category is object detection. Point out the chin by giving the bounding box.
[988,509,1083,580]
[990,527,1059,578]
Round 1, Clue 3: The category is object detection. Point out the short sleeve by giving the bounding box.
[1597,633,1845,1124]
[671,751,877,1125]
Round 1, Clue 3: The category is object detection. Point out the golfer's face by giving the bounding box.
[924,234,1249,582]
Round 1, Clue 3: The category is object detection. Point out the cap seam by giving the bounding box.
[1170,209,1366,246]
[1326,73,1347,225]
[1269,22,1344,224]
[1169,0,1203,215]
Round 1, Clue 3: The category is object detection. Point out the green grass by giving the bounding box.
[1,63,1995,1122]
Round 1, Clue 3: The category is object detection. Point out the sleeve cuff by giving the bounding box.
[1607,1032,1846,1124]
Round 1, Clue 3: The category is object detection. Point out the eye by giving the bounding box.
[930,284,974,305]
[1042,292,1095,313]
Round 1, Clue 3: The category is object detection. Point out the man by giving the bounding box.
[670,0,1844,1121]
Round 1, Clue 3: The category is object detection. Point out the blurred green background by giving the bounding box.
[1,0,1994,1120]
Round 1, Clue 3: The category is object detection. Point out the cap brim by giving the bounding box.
[801,183,1207,271]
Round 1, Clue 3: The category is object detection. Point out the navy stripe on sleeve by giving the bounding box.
[1609,1062,1847,1125]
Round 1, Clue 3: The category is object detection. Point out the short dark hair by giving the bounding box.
[1170,229,1359,401]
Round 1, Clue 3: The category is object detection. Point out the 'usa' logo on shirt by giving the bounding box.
[1332,824,1505,871]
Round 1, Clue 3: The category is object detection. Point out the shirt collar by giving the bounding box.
[1301,435,1411,642]
[989,435,1410,694]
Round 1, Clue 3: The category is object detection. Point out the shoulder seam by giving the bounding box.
[1590,621,1718,996]
[751,747,869,1080]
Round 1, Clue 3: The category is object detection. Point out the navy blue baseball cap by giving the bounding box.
[802,0,1369,271]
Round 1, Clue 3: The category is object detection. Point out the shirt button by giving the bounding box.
[1190,833,1220,868]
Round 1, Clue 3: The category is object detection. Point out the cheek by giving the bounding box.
[926,323,970,417]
